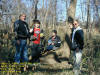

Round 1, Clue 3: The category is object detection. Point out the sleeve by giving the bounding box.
[17,22,30,38]
[76,30,84,49]
[29,28,34,35]
[54,36,61,47]
[22,23,30,38]
[13,20,19,32]
[47,37,52,45]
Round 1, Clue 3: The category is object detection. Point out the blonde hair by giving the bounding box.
[75,19,79,23]
[19,13,26,18]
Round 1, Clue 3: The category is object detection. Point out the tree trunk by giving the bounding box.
[34,0,38,20]
[53,0,57,29]
[67,0,77,23]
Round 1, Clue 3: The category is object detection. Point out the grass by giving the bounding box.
[0,29,100,75]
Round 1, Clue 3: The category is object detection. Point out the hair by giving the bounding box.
[74,19,79,23]
[19,13,26,18]
[33,19,40,24]
[52,30,57,34]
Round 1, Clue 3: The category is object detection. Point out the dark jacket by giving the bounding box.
[72,29,84,50]
[48,35,61,47]
[14,19,30,40]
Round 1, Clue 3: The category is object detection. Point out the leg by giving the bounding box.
[46,45,54,51]
[21,40,28,62]
[74,50,82,75]
[75,50,82,70]
[53,46,59,50]
[15,40,21,63]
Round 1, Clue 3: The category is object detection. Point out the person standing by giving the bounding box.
[71,20,84,75]
[14,13,30,63]
[29,20,41,62]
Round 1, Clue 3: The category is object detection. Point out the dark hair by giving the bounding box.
[33,19,40,24]
[68,16,74,24]
[52,30,57,34]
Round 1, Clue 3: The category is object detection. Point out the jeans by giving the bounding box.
[31,44,41,62]
[73,50,82,75]
[15,40,28,63]
[46,45,59,51]
[73,50,82,69]
[46,45,54,51]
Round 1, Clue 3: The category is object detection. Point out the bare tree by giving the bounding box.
[67,0,77,23]
[34,0,38,20]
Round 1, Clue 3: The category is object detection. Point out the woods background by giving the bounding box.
[0,0,100,75]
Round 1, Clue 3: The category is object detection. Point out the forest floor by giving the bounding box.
[0,31,100,75]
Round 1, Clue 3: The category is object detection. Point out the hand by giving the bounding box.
[29,28,33,33]
[17,40,20,45]
[48,43,50,45]
[52,43,54,45]
[76,47,79,52]
[33,36,37,40]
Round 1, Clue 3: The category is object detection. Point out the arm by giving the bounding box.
[76,30,84,50]
[48,37,52,45]
[19,22,30,38]
[54,36,61,47]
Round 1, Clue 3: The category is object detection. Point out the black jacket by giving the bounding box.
[48,35,61,47]
[72,29,84,50]
[14,20,30,39]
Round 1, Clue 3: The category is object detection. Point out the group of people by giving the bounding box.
[14,13,61,63]
[13,13,84,74]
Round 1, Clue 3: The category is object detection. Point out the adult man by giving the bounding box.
[71,20,84,75]
[14,13,30,63]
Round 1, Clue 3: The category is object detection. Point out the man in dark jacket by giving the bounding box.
[46,30,61,51]
[71,20,84,75]
[14,13,30,63]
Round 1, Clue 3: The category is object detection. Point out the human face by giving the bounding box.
[20,14,26,21]
[35,23,40,28]
[73,21,79,28]
[69,23,73,29]
[52,32,56,37]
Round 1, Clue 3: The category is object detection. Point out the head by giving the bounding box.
[73,19,79,28]
[52,30,57,37]
[69,23,73,29]
[19,13,26,21]
[33,20,40,28]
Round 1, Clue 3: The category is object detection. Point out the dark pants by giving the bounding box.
[46,45,54,51]
[46,45,59,51]
[31,44,41,62]
[15,40,28,63]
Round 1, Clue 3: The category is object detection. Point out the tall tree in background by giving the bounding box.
[67,0,77,23]
[34,0,38,20]
[53,0,57,29]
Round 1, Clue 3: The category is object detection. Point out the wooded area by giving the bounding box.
[0,0,100,75]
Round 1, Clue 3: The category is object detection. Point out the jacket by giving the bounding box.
[71,27,84,50]
[14,19,29,40]
[48,35,61,47]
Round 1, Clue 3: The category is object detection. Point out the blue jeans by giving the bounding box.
[15,40,28,63]
[46,45,54,51]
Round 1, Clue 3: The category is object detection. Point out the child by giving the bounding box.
[30,20,41,62]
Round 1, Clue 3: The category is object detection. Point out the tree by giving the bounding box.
[67,0,77,23]
[34,0,38,20]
